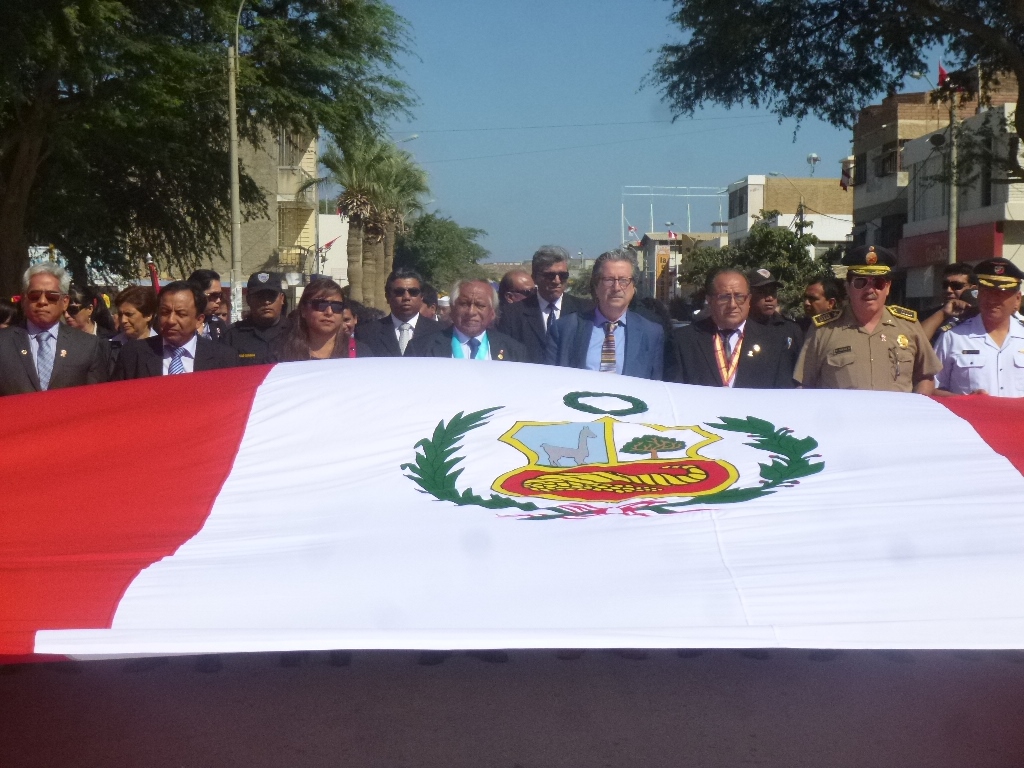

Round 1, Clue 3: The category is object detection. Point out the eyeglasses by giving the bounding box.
[310,299,345,313]
[942,280,968,291]
[850,276,890,290]
[26,290,64,303]
[711,292,749,305]
[539,271,569,282]
[390,287,421,297]
[506,288,533,298]
[66,304,83,316]
[597,277,634,288]
[204,292,222,303]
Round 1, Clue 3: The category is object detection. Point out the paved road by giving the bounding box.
[1,649,1022,767]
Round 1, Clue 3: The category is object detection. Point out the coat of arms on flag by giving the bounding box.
[402,391,824,520]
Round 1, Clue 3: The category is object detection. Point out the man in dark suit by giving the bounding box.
[0,263,109,395]
[545,249,664,380]
[407,279,528,361]
[666,268,794,388]
[496,246,590,363]
[355,267,442,356]
[112,281,237,380]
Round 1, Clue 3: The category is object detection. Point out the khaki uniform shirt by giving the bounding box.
[794,305,941,392]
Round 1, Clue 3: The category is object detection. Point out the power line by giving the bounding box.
[397,115,771,134]
[419,120,777,165]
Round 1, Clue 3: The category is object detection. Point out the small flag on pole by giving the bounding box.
[667,230,677,240]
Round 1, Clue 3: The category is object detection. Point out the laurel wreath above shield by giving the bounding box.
[401,406,824,521]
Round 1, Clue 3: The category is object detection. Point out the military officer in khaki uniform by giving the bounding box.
[795,245,940,393]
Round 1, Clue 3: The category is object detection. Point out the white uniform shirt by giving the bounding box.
[933,314,1024,397]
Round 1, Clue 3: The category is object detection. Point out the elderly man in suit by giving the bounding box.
[665,268,794,388]
[0,263,109,395]
[112,281,237,380]
[355,267,443,356]
[407,279,528,361]
[545,249,664,379]
[496,246,590,363]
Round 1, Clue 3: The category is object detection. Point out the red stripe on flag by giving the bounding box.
[0,365,272,655]
[936,395,1024,477]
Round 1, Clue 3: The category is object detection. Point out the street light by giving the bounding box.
[911,70,958,264]
[228,0,246,322]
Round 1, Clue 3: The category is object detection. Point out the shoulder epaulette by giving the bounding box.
[812,309,842,328]
[939,317,960,333]
[887,305,918,322]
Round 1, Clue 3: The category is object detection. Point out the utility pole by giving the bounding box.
[948,101,958,264]
[228,1,246,322]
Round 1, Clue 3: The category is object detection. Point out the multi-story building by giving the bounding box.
[207,130,319,283]
[636,231,721,302]
[726,175,852,257]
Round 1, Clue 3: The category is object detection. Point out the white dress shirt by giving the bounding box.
[391,312,420,343]
[539,296,563,326]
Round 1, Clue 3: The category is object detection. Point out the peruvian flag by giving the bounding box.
[667,230,677,239]
[627,225,638,235]
[4,361,1024,660]
[938,64,949,87]
[840,158,853,191]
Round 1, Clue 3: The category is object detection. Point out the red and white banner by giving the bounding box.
[3,360,1024,658]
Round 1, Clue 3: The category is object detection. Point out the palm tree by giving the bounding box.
[372,148,429,308]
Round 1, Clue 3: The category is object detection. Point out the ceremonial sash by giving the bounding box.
[714,329,744,386]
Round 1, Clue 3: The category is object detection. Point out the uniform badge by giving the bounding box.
[995,264,1005,275]
[866,247,878,265]
[257,273,269,283]
[880,334,887,342]
[896,334,909,348]
[832,346,852,355]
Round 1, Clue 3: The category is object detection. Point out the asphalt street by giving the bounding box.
[1,649,1022,767]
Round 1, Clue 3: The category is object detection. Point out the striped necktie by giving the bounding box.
[35,331,54,390]
[600,321,618,373]
[168,346,186,375]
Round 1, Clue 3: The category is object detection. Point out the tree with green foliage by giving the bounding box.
[0,0,411,296]
[621,435,687,460]
[394,213,489,291]
[677,211,833,314]
[650,1,1024,178]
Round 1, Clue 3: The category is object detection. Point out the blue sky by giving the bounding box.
[385,0,856,262]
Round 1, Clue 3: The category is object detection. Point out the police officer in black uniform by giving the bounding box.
[747,268,804,364]
[223,271,291,365]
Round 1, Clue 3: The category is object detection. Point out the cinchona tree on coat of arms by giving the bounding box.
[401,391,824,520]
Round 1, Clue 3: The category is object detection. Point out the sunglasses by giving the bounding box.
[204,292,222,302]
[942,280,968,291]
[850,276,890,290]
[310,299,345,313]
[66,304,84,316]
[390,287,421,297]
[26,290,64,303]
[539,271,570,282]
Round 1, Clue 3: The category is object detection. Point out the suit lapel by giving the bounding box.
[622,316,641,376]
[696,321,720,384]
[381,316,402,356]
[13,326,41,391]
[571,312,592,369]
[49,325,73,388]
[193,337,210,372]
[524,297,547,348]
[145,335,164,377]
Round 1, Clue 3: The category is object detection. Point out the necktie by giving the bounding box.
[35,331,54,390]
[467,337,481,359]
[398,322,413,354]
[600,321,618,373]
[718,329,733,355]
[544,303,555,331]
[168,346,186,375]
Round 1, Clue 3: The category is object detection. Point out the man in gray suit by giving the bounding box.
[545,249,664,380]
[0,263,109,395]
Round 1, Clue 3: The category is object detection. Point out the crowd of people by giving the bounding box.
[0,241,1021,399]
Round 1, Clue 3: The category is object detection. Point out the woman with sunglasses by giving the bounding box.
[65,286,116,339]
[272,277,371,362]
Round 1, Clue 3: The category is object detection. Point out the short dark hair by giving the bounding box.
[384,267,423,294]
[531,246,570,276]
[420,283,438,308]
[704,268,748,295]
[160,280,207,317]
[943,263,975,283]
[114,285,158,318]
[187,269,221,291]
[807,275,844,303]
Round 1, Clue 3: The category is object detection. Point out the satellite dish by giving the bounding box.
[807,153,821,175]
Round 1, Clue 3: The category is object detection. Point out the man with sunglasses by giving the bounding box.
[919,263,978,342]
[933,258,1024,397]
[497,269,535,305]
[223,272,291,365]
[795,245,940,393]
[496,246,591,364]
[0,263,109,395]
[355,267,442,356]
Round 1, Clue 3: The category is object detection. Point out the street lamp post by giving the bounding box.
[228,0,246,322]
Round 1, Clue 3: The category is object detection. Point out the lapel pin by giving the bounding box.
[60,349,67,358]
[497,350,504,360]
[20,349,27,355]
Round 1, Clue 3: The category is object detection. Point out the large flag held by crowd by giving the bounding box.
[3,359,1024,659]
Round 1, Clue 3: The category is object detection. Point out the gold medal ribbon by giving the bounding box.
[713,329,744,387]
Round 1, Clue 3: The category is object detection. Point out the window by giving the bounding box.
[728,188,748,218]
[278,131,303,167]
[853,153,867,186]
